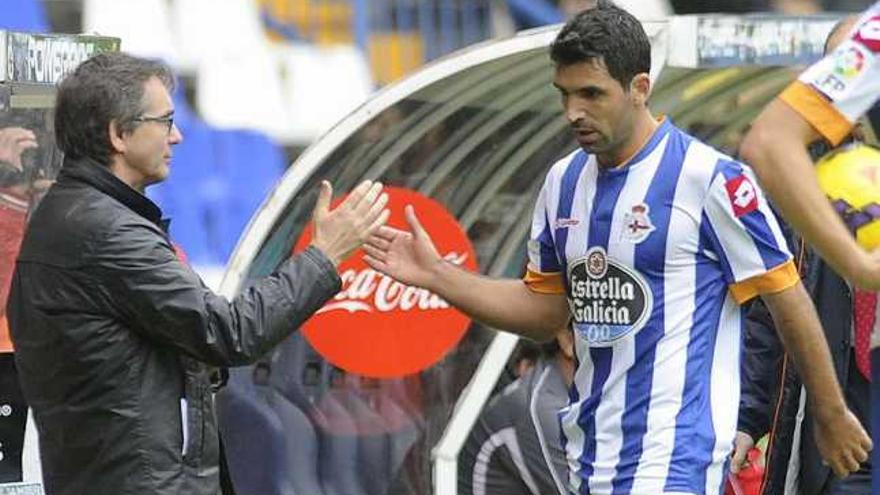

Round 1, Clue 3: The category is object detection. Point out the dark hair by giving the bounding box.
[550,2,651,89]
[54,52,174,165]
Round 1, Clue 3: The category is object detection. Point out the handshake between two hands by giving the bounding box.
[307,180,444,291]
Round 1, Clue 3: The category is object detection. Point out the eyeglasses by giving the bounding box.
[133,115,175,135]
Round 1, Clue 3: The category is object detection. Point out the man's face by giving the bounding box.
[119,77,182,189]
[553,59,636,158]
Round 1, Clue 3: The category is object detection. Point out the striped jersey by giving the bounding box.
[778,1,880,348]
[523,119,798,494]
[780,1,880,147]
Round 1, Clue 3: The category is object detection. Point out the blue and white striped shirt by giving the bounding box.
[524,119,797,495]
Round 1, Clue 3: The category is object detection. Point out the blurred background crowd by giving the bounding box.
[2,0,873,282]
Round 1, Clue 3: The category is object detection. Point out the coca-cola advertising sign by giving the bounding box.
[294,186,478,378]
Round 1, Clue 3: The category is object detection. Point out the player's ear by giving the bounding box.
[629,73,651,106]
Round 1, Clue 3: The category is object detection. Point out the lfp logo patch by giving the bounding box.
[834,45,866,79]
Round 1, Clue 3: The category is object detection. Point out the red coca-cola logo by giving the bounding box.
[294,186,478,378]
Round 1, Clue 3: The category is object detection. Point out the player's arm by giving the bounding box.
[740,100,880,288]
[742,9,880,288]
[761,283,872,477]
[364,206,570,342]
[422,261,569,342]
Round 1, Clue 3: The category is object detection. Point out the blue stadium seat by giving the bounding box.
[315,392,367,495]
[147,87,216,265]
[270,333,330,412]
[505,0,563,30]
[210,130,284,262]
[340,390,392,495]
[1,0,49,32]
[270,394,325,495]
[377,395,420,477]
[215,383,295,495]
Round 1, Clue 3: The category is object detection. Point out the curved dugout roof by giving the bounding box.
[217,13,840,494]
[220,14,839,297]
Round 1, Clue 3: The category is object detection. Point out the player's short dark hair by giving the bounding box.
[550,2,651,89]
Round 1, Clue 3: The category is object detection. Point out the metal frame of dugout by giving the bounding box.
[217,13,841,495]
[0,31,119,495]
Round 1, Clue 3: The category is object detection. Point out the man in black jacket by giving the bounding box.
[5,52,389,495]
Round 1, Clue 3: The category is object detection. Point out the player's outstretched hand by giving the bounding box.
[814,408,872,478]
[310,180,390,267]
[363,205,442,289]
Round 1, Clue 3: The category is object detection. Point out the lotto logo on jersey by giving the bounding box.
[566,247,652,347]
[853,15,880,53]
[725,175,758,217]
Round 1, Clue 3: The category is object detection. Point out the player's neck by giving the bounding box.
[597,111,660,169]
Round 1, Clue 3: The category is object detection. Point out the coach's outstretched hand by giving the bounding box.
[311,180,390,268]
[814,407,872,478]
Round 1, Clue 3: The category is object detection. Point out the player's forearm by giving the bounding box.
[741,102,870,285]
[425,263,569,341]
[761,283,847,421]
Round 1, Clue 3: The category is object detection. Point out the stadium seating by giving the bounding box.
[1,0,49,32]
[170,0,268,73]
[210,130,284,262]
[314,390,368,495]
[216,383,296,495]
[336,384,393,495]
[147,87,214,265]
[82,0,179,64]
[195,50,291,141]
[270,394,326,495]
[275,43,374,145]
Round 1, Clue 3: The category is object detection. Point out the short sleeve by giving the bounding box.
[779,5,880,145]
[524,172,564,295]
[701,160,798,304]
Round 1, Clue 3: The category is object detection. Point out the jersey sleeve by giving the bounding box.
[701,160,798,304]
[779,4,880,145]
[524,172,565,295]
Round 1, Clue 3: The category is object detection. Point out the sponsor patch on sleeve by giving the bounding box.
[724,175,758,217]
[853,15,880,53]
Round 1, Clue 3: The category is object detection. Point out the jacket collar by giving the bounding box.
[59,157,166,230]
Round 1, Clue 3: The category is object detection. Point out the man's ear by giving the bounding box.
[629,73,652,106]
[108,120,127,154]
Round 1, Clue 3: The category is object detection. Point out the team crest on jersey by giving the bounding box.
[567,247,653,346]
[621,203,655,243]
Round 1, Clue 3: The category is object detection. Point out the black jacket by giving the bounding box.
[738,238,870,494]
[6,158,341,495]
